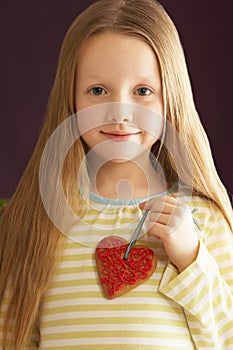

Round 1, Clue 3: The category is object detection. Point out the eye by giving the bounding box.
[135,87,153,96]
[89,86,107,96]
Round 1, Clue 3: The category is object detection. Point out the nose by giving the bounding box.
[105,102,133,123]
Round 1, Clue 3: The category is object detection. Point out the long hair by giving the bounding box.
[1,0,232,348]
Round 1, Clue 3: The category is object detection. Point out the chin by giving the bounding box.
[108,158,133,164]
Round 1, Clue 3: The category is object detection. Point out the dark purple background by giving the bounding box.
[0,0,232,198]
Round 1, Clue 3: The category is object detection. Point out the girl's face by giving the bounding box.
[75,32,163,157]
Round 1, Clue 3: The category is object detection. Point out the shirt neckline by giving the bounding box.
[89,187,174,206]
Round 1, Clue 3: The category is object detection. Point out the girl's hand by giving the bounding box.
[140,196,200,272]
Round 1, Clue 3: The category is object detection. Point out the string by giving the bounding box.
[123,207,201,260]
[123,210,149,260]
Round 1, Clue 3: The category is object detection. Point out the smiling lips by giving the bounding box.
[101,130,140,141]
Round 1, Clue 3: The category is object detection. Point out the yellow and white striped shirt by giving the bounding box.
[1,194,233,349]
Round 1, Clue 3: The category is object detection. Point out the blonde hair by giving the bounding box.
[0,0,232,348]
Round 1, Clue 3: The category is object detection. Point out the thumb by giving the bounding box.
[139,201,147,210]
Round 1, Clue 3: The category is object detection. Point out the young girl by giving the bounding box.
[1,0,232,349]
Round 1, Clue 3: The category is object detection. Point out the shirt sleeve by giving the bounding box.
[159,202,233,349]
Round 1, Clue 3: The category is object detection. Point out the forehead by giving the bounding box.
[76,32,161,79]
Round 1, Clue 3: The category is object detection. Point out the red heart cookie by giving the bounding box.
[95,236,157,299]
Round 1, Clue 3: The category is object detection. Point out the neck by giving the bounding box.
[87,155,166,200]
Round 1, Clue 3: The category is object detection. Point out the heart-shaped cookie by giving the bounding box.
[95,236,157,299]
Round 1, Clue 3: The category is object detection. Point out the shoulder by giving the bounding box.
[187,195,222,216]
[179,194,226,216]
[179,194,232,235]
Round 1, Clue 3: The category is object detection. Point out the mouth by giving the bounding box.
[101,130,140,141]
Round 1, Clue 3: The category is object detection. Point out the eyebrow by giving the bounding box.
[135,75,157,79]
[86,74,101,79]
[85,74,157,81]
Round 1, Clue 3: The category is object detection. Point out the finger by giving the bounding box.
[141,199,178,218]
[151,201,177,215]
[148,221,167,238]
[140,196,177,211]
[149,212,170,225]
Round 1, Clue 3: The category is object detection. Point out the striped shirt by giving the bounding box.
[1,193,233,349]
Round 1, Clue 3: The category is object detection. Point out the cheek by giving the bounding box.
[81,130,98,149]
[142,132,158,149]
